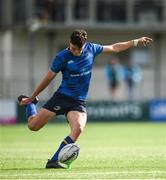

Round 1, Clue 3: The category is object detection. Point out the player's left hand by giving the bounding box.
[138,37,153,46]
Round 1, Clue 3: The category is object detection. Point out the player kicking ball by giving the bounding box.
[18,29,152,169]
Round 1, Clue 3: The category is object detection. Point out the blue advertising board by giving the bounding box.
[150,100,166,121]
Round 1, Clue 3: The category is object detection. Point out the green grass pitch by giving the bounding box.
[0,122,166,179]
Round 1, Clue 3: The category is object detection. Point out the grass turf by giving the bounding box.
[0,122,166,179]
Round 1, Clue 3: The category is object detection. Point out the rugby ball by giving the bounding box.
[58,143,80,164]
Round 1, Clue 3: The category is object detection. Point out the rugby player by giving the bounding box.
[18,29,152,168]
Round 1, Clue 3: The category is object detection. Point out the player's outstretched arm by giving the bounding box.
[20,70,57,105]
[102,37,153,53]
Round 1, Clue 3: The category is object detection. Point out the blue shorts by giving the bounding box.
[43,92,87,116]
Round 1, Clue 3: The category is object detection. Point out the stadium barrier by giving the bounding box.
[16,101,151,123]
[0,100,162,124]
[0,100,16,124]
[87,101,149,122]
[149,99,166,122]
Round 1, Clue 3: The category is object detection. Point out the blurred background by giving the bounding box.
[0,0,166,124]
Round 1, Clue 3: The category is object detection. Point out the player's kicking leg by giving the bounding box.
[18,95,65,168]
[18,95,55,131]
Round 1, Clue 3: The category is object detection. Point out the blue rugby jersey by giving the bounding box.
[50,42,103,101]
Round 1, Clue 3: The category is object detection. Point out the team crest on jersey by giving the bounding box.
[68,60,74,64]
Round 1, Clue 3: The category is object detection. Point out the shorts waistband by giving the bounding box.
[55,92,86,103]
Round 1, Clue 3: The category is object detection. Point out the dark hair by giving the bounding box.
[70,29,87,48]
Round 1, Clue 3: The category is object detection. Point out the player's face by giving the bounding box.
[69,43,83,56]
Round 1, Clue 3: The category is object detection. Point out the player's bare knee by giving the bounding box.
[28,121,40,131]
[79,124,85,133]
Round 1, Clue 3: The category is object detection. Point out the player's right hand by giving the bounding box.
[20,97,34,105]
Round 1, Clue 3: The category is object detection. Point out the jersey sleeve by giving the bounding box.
[91,43,103,57]
[50,55,64,73]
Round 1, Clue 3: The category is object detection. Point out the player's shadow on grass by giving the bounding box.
[1,168,44,171]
